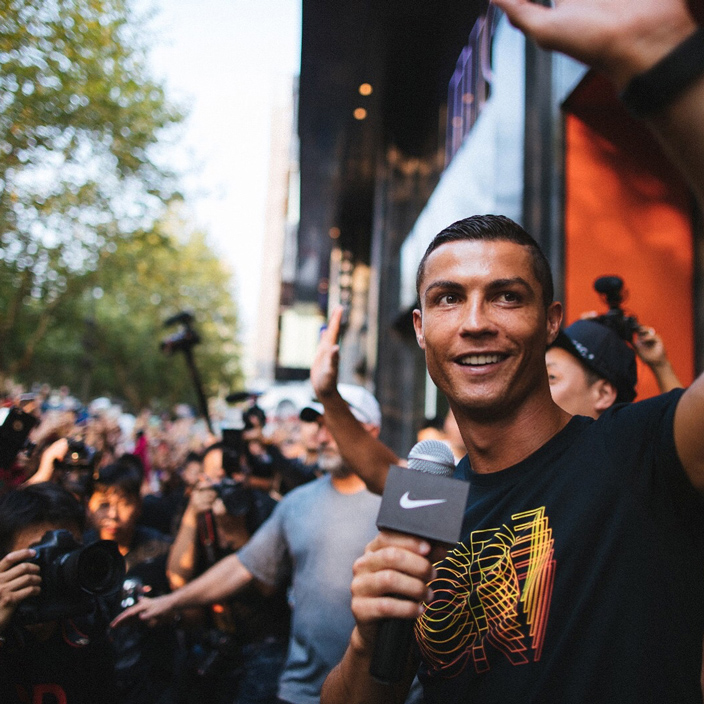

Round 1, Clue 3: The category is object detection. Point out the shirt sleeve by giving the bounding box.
[237,500,291,588]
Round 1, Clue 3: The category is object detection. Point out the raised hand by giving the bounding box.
[491,0,697,88]
[310,305,344,401]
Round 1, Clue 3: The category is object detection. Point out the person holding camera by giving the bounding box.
[112,387,386,704]
[0,482,119,704]
[162,442,290,704]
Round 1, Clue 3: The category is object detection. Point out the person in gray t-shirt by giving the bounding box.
[112,385,385,704]
[239,472,380,704]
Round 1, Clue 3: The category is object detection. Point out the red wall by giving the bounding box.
[563,72,695,399]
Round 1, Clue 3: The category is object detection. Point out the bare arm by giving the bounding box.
[489,0,704,488]
[24,438,68,485]
[491,0,704,205]
[634,326,683,393]
[111,551,253,629]
[166,484,217,589]
[321,531,435,704]
[311,306,400,495]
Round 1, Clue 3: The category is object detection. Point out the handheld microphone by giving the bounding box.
[369,439,469,684]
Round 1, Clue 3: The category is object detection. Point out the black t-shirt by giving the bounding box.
[0,615,117,704]
[416,390,704,704]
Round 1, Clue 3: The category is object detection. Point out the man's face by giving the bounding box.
[546,347,606,419]
[88,487,140,548]
[299,420,321,454]
[313,418,345,476]
[202,448,225,482]
[413,240,561,420]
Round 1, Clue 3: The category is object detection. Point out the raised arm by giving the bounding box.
[634,325,683,393]
[492,0,704,206]
[489,0,704,487]
[310,305,400,495]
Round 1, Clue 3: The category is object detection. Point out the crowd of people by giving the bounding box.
[1,0,704,702]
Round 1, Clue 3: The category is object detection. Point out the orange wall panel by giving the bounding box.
[564,75,694,400]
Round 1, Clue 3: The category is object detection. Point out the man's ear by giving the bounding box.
[412,308,425,349]
[593,379,618,413]
[546,301,563,345]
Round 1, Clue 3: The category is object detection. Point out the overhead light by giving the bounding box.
[358,83,373,96]
[353,107,367,120]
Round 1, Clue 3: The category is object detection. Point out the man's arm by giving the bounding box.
[311,305,400,495]
[111,551,253,628]
[634,325,683,393]
[489,0,704,488]
[321,531,435,704]
[491,0,704,205]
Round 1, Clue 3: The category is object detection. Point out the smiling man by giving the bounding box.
[322,211,704,703]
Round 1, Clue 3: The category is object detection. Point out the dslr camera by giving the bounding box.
[593,276,640,342]
[54,439,98,499]
[210,478,252,517]
[15,529,125,625]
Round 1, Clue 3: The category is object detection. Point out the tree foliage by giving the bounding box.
[0,0,243,409]
[0,0,183,369]
[27,216,242,410]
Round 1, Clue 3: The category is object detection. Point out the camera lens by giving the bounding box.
[60,541,125,594]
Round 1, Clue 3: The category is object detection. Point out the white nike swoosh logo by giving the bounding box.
[399,491,447,509]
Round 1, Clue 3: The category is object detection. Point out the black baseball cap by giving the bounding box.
[550,319,637,403]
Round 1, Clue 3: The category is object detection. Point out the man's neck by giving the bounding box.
[455,393,572,475]
[331,471,367,494]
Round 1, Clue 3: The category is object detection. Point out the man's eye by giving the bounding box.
[439,293,458,304]
[498,291,520,303]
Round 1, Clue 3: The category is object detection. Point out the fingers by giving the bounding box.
[0,549,37,573]
[491,0,552,38]
[321,305,344,347]
[111,598,154,628]
[351,531,435,619]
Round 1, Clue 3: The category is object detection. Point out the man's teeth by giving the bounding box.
[458,354,502,366]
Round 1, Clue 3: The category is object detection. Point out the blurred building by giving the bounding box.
[281,0,699,455]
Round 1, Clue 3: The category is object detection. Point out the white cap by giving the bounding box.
[300,383,381,427]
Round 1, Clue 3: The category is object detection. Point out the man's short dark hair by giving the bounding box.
[0,483,86,555]
[93,462,142,501]
[415,215,554,308]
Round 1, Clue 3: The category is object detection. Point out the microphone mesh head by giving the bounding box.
[407,439,456,477]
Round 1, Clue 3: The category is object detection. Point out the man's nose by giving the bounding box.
[460,296,495,336]
[316,423,332,445]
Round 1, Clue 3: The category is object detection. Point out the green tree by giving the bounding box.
[25,215,242,410]
[0,0,183,375]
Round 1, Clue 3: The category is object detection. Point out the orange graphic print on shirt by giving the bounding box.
[416,507,555,678]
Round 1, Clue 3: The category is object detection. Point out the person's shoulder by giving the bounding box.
[599,388,685,425]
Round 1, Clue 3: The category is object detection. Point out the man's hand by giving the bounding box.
[491,0,697,88]
[0,549,40,634]
[634,326,668,367]
[310,305,344,401]
[635,325,683,393]
[110,594,176,629]
[349,531,438,654]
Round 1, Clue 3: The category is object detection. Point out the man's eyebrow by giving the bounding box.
[423,280,463,296]
[486,277,534,291]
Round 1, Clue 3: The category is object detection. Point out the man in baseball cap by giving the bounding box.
[546,319,637,419]
[300,384,382,428]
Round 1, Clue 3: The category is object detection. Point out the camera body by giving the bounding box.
[15,529,125,625]
[0,407,38,470]
[54,440,98,499]
[210,478,252,517]
[593,276,639,342]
